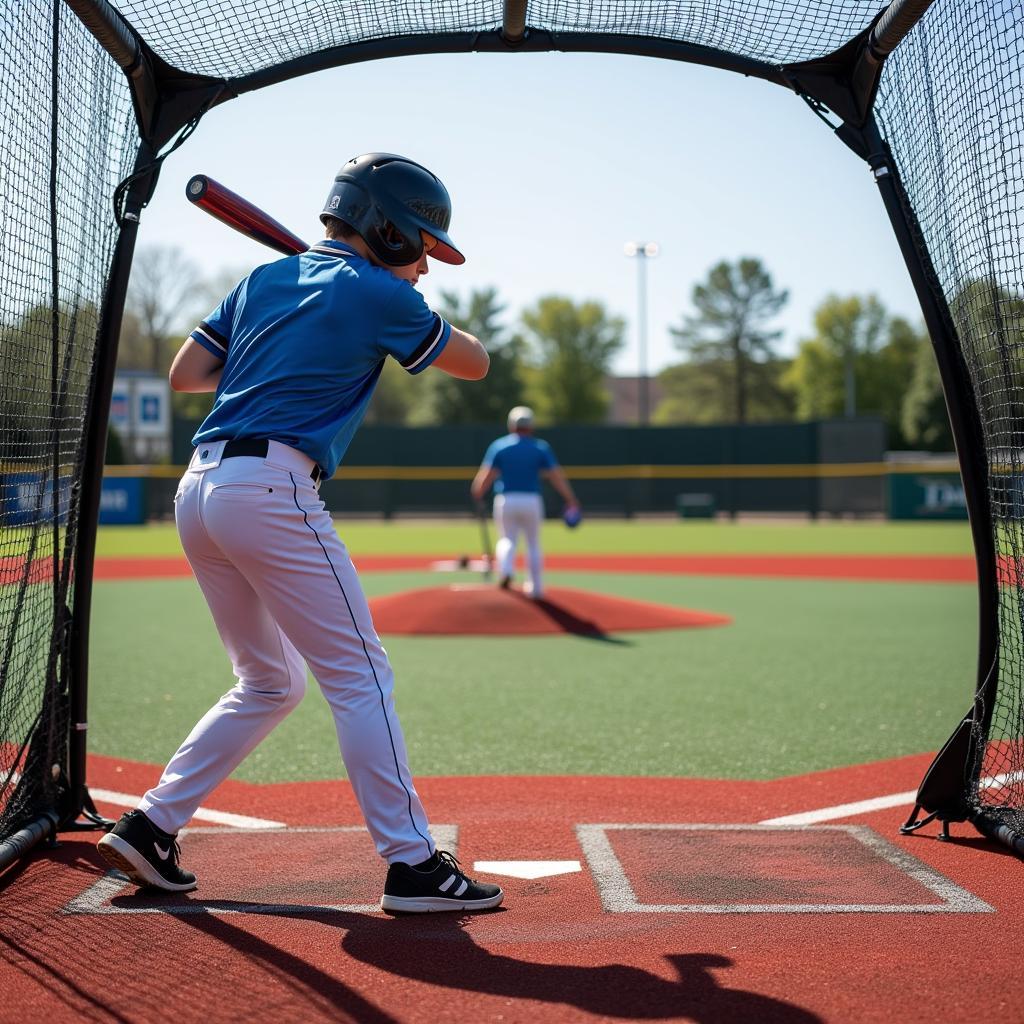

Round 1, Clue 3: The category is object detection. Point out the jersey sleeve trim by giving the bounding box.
[400,314,450,374]
[190,322,228,360]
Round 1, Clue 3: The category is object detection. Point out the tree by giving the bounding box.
[947,277,1024,428]
[670,258,788,423]
[519,296,625,423]
[119,246,202,374]
[0,302,100,461]
[362,358,424,425]
[901,336,954,450]
[791,295,887,419]
[862,314,923,448]
[783,294,925,446]
[900,276,1024,451]
[653,357,794,424]
[432,288,522,425]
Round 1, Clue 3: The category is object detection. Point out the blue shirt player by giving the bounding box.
[471,406,580,599]
[98,153,504,914]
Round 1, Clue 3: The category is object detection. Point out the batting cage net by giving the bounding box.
[1,0,1022,861]
[875,3,1024,845]
[0,1,136,856]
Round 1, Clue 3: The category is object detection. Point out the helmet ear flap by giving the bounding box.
[379,219,421,262]
[368,217,419,266]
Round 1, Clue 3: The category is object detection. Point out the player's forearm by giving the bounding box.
[169,339,225,392]
[471,467,496,500]
[547,469,577,505]
[170,367,223,393]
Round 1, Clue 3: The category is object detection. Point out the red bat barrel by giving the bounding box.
[186,175,308,256]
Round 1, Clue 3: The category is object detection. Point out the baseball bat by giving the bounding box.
[185,175,309,256]
[475,499,494,580]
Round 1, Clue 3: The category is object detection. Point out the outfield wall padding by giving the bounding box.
[166,417,887,518]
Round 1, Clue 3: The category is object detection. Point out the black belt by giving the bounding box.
[220,438,324,485]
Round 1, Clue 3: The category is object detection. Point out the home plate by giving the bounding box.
[473,860,582,879]
[429,559,491,573]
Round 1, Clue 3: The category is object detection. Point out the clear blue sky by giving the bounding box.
[137,50,923,376]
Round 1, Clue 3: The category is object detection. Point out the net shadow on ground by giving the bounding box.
[0,839,397,1024]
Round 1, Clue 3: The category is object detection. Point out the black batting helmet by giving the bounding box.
[320,153,464,267]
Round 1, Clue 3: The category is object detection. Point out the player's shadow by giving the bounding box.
[171,901,822,1022]
[513,592,631,645]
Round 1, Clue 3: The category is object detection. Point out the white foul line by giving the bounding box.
[759,790,919,826]
[760,771,1024,827]
[90,787,286,830]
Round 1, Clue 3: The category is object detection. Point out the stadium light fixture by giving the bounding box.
[624,241,659,424]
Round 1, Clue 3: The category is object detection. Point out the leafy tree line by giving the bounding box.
[655,257,955,450]
[111,244,1014,449]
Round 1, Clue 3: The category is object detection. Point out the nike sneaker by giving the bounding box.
[97,809,197,892]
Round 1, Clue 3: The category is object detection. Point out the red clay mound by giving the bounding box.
[367,584,731,636]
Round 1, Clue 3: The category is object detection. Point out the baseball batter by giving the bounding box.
[98,153,503,913]
[471,406,579,599]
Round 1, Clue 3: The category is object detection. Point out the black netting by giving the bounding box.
[105,0,884,80]
[0,0,136,843]
[528,1,882,64]
[3,0,1020,858]
[876,0,1024,836]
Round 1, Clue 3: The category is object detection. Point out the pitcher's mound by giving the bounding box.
[367,584,731,636]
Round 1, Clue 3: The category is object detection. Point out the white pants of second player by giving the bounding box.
[494,491,544,596]
[137,439,435,866]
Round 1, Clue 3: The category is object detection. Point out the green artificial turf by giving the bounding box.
[91,519,975,558]
[87,569,975,782]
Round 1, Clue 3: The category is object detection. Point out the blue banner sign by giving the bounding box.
[99,477,145,525]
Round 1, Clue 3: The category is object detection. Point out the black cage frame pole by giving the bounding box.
[860,116,999,827]
[59,0,166,835]
[782,0,996,835]
[502,0,528,44]
[66,147,158,831]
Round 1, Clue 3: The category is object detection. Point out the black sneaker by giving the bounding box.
[381,850,503,913]
[498,575,512,589]
[97,810,197,892]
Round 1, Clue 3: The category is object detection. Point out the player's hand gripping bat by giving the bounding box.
[185,175,308,256]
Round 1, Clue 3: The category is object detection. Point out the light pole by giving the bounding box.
[624,241,659,425]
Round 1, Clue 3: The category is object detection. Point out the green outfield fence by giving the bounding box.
[95,416,962,521]
[163,416,889,518]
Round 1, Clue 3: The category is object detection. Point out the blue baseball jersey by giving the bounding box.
[189,240,450,477]
[482,434,557,494]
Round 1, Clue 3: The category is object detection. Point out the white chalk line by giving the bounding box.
[576,823,993,914]
[65,824,460,916]
[90,787,285,830]
[760,770,1024,826]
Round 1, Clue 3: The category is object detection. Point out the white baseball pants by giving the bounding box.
[493,491,544,596]
[137,439,435,865]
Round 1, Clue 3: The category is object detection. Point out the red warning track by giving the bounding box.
[367,584,731,635]
[70,552,980,583]
[3,753,1018,1024]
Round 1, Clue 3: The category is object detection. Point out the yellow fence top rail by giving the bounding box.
[100,460,963,482]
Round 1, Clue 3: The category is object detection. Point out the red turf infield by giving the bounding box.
[366,584,731,635]
[2,753,1017,1024]
[80,553,980,582]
